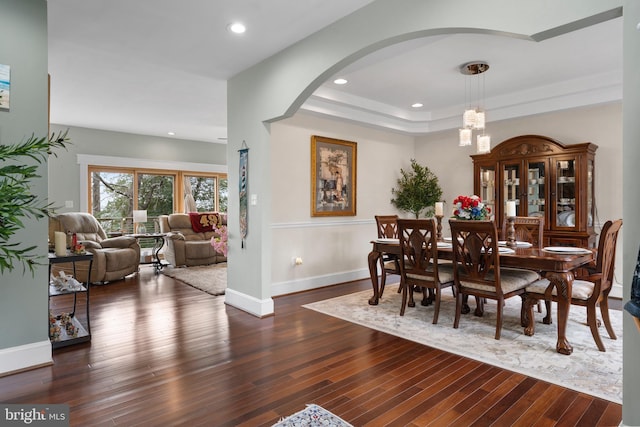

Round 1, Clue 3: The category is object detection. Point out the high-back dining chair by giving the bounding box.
[374,215,400,298]
[501,216,545,248]
[524,219,623,351]
[397,219,454,323]
[449,220,540,339]
[502,216,545,314]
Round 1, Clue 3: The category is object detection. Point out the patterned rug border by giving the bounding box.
[303,289,622,404]
[273,403,353,427]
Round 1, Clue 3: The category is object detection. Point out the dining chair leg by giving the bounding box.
[543,301,553,324]
[474,297,484,317]
[519,294,527,327]
[432,287,442,324]
[408,286,416,307]
[495,297,504,340]
[600,297,617,340]
[378,257,387,298]
[454,292,463,329]
[400,280,408,316]
[587,303,606,351]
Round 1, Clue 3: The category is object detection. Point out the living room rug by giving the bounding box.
[304,289,622,404]
[273,404,353,427]
[161,263,226,296]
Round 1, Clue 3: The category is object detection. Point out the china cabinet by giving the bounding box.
[471,135,597,247]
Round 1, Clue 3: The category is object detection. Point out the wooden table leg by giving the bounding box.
[523,271,573,355]
[550,271,574,355]
[368,250,382,305]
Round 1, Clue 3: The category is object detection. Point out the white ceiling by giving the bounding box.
[47,1,622,144]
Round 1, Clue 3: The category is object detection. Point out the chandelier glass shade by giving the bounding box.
[459,62,491,153]
[459,128,472,147]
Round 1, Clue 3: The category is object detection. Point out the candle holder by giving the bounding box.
[435,215,443,241]
[506,216,517,248]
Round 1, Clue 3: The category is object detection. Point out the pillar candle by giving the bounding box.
[506,200,516,217]
[54,231,67,257]
[435,202,444,216]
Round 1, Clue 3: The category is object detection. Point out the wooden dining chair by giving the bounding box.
[502,215,546,313]
[449,220,540,339]
[524,219,623,351]
[501,216,544,248]
[374,215,400,297]
[397,219,454,324]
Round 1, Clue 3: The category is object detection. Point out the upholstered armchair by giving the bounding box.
[49,212,140,283]
[159,213,227,267]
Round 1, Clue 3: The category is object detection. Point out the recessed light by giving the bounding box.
[411,103,423,108]
[333,78,348,85]
[167,132,175,136]
[228,23,246,34]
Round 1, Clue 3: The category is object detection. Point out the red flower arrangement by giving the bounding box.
[452,195,491,220]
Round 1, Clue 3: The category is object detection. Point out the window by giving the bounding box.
[88,166,226,234]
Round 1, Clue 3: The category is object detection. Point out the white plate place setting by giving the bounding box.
[374,238,399,244]
[542,246,592,255]
[498,241,533,248]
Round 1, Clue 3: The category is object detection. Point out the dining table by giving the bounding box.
[367,238,595,355]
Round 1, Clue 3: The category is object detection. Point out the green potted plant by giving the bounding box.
[390,159,443,218]
[0,131,69,273]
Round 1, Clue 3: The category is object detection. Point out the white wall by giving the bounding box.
[270,104,623,297]
[270,113,414,295]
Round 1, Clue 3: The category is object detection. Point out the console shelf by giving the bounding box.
[48,252,93,348]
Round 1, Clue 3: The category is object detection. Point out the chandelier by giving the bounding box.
[459,62,491,153]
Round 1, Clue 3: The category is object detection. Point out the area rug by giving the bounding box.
[161,263,226,296]
[273,404,353,427]
[304,289,622,404]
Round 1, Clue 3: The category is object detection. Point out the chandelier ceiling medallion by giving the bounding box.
[459,61,491,154]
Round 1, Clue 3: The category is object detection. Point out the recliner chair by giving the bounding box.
[49,212,140,283]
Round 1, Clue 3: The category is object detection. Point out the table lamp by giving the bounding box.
[133,209,147,234]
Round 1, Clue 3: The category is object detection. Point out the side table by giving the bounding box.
[126,233,168,273]
[48,252,93,348]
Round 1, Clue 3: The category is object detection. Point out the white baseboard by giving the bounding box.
[225,288,275,317]
[0,340,52,376]
[271,268,370,297]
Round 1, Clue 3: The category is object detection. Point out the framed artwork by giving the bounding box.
[0,64,10,110]
[311,135,357,216]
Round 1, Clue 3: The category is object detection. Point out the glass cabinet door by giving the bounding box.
[503,163,521,216]
[526,161,546,218]
[479,166,496,219]
[555,158,577,229]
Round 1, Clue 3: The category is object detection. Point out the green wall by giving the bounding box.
[0,0,50,354]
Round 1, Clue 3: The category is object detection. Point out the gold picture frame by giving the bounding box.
[311,135,357,216]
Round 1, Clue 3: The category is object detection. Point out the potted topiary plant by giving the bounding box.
[0,131,69,274]
[390,159,443,218]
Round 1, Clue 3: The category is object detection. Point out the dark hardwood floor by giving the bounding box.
[0,267,621,426]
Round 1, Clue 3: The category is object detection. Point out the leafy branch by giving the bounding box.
[0,131,70,274]
[390,159,443,218]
